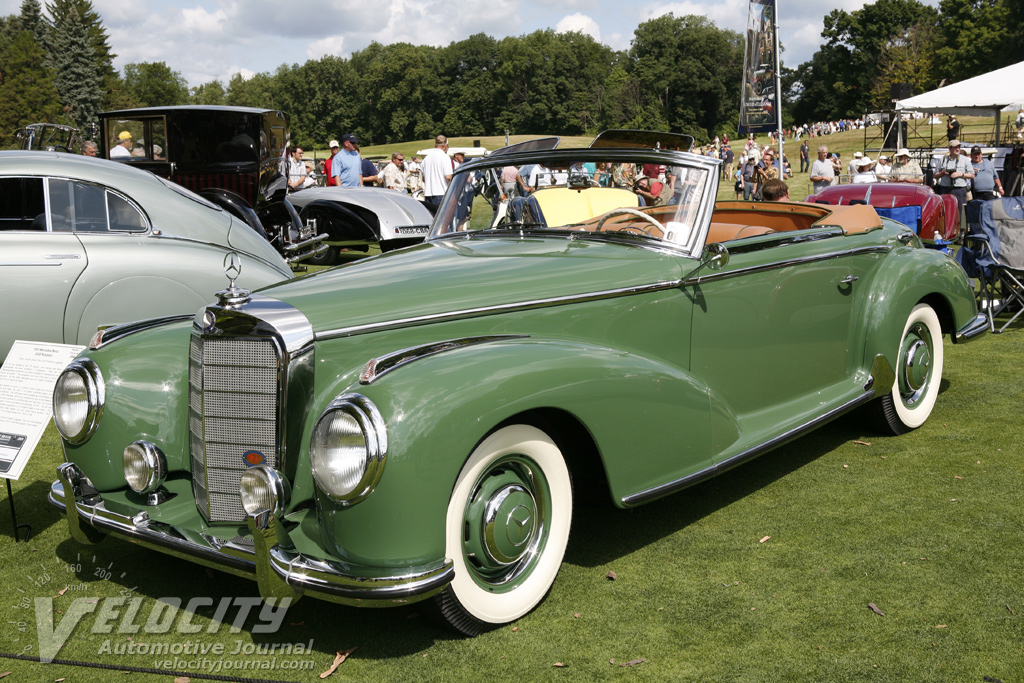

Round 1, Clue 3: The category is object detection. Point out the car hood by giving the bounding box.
[261,237,686,335]
[288,187,433,228]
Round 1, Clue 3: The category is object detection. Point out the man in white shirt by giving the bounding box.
[874,154,891,181]
[421,135,453,214]
[287,146,314,191]
[379,152,408,192]
[847,151,863,180]
[109,131,132,158]
[809,145,835,194]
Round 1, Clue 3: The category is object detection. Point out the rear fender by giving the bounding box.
[308,337,712,567]
[200,188,266,239]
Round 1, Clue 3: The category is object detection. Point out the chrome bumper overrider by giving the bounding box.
[49,463,453,607]
[955,312,989,342]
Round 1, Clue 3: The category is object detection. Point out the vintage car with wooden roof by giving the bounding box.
[48,131,986,636]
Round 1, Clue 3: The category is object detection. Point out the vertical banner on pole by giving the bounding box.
[738,0,779,136]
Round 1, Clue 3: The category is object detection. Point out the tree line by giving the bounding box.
[1,0,1020,151]
[788,0,1023,123]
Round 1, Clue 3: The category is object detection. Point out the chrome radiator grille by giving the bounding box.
[189,335,279,523]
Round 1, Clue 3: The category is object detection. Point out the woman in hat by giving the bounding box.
[851,156,877,184]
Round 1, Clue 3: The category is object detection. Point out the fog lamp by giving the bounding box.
[123,441,166,492]
[240,466,290,517]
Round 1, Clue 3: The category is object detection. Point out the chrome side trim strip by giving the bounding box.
[621,389,878,507]
[320,246,894,341]
[687,246,892,285]
[360,335,530,384]
[88,314,195,349]
[954,312,989,343]
[316,281,682,341]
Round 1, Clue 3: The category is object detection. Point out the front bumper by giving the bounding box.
[49,463,453,607]
[954,312,990,342]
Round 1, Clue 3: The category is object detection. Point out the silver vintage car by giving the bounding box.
[0,151,292,359]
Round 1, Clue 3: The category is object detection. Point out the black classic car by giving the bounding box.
[98,106,431,263]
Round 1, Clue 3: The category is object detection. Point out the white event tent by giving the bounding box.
[895,60,1024,145]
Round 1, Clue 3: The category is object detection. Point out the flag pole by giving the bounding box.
[773,1,784,176]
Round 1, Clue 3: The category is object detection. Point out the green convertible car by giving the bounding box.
[49,131,987,635]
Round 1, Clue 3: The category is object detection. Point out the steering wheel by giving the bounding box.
[594,207,664,236]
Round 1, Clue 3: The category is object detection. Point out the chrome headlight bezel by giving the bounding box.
[52,358,105,445]
[310,394,387,506]
[123,441,167,494]
[240,465,291,517]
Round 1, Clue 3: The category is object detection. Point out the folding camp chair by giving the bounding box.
[959,197,1024,333]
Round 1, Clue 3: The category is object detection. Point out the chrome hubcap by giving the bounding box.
[899,322,932,406]
[462,457,547,589]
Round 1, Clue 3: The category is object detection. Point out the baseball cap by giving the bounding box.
[118,131,132,140]
[341,133,358,145]
[970,145,982,155]
[329,139,340,148]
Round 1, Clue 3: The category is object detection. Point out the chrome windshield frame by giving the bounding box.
[426,147,720,258]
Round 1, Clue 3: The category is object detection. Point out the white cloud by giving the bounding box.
[604,32,630,52]
[556,13,601,42]
[308,35,345,61]
[180,7,229,36]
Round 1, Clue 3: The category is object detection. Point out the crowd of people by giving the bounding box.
[285,134,429,200]
[284,111,1015,214]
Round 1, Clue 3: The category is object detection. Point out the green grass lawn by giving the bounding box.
[2,316,1022,681]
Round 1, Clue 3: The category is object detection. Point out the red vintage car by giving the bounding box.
[804,183,958,243]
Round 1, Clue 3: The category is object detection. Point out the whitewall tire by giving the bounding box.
[877,303,944,434]
[433,425,572,635]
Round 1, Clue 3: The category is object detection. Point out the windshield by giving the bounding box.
[428,151,714,252]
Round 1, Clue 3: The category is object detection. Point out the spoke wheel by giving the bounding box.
[875,303,944,434]
[433,425,572,636]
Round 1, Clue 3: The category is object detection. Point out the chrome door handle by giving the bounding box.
[840,275,859,284]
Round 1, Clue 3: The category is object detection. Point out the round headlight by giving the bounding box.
[53,359,104,445]
[240,466,290,517]
[123,441,166,494]
[310,395,387,505]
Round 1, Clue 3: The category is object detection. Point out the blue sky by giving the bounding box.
[3,0,909,88]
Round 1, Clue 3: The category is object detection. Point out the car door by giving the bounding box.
[689,226,885,459]
[0,177,87,358]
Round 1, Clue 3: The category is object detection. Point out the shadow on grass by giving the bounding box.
[565,408,870,569]
[0,479,64,541]
[50,537,454,661]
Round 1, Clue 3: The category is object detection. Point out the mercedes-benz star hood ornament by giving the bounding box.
[215,252,251,307]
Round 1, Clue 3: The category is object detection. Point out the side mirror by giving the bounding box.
[701,242,730,271]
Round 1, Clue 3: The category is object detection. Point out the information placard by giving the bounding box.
[0,341,85,480]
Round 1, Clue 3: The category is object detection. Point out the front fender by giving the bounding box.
[59,321,194,491]
[310,338,713,567]
[299,200,378,243]
[860,246,976,364]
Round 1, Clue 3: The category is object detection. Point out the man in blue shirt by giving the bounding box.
[969,146,1004,200]
[330,133,362,187]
